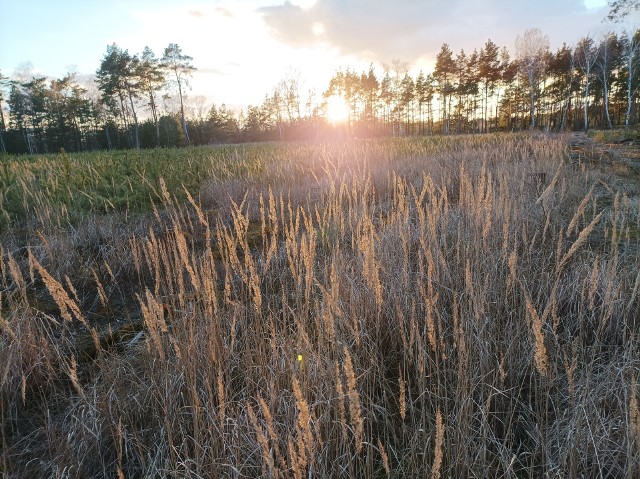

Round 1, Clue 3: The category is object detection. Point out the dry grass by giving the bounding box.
[1,133,639,477]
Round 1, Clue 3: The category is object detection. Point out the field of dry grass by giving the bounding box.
[1,133,639,477]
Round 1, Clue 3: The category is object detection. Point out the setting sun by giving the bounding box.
[326,95,350,125]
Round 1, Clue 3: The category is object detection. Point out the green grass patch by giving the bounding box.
[588,127,640,143]
[0,145,270,228]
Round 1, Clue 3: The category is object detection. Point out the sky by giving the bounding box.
[0,0,635,109]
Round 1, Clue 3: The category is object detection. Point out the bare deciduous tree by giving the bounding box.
[575,35,599,131]
[0,70,9,153]
[621,29,640,129]
[606,0,640,21]
[515,28,550,129]
[597,33,620,130]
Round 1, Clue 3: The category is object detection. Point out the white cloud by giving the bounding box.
[259,0,611,65]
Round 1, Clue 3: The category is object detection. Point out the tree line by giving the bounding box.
[325,28,640,137]
[0,43,199,154]
[0,28,639,155]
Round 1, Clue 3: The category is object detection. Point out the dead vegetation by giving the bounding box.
[1,133,639,477]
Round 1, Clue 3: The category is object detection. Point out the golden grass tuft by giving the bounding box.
[525,296,549,378]
[631,376,640,448]
[29,252,85,326]
[378,437,390,475]
[431,407,444,479]
[344,347,364,453]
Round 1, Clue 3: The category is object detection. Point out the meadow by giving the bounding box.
[1,134,639,477]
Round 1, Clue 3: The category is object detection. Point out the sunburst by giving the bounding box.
[326,95,350,124]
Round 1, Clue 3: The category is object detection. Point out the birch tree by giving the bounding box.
[515,29,550,129]
[0,70,9,153]
[621,29,640,128]
[575,36,599,131]
[597,33,621,129]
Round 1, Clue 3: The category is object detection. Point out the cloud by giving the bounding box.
[199,67,230,76]
[258,2,316,47]
[198,61,243,76]
[214,7,233,17]
[259,0,609,65]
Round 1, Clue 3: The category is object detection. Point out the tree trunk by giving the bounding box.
[603,78,613,129]
[626,55,634,129]
[584,79,590,131]
[176,77,190,145]
[117,93,131,148]
[530,74,536,129]
[484,85,489,133]
[447,93,452,133]
[0,98,5,154]
[149,90,160,146]
[127,86,140,150]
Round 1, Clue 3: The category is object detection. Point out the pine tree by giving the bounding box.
[138,47,165,146]
[96,44,143,149]
[434,44,456,133]
[161,43,196,145]
[479,39,501,132]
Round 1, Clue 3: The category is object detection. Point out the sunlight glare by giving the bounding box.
[326,95,350,124]
[584,0,606,9]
